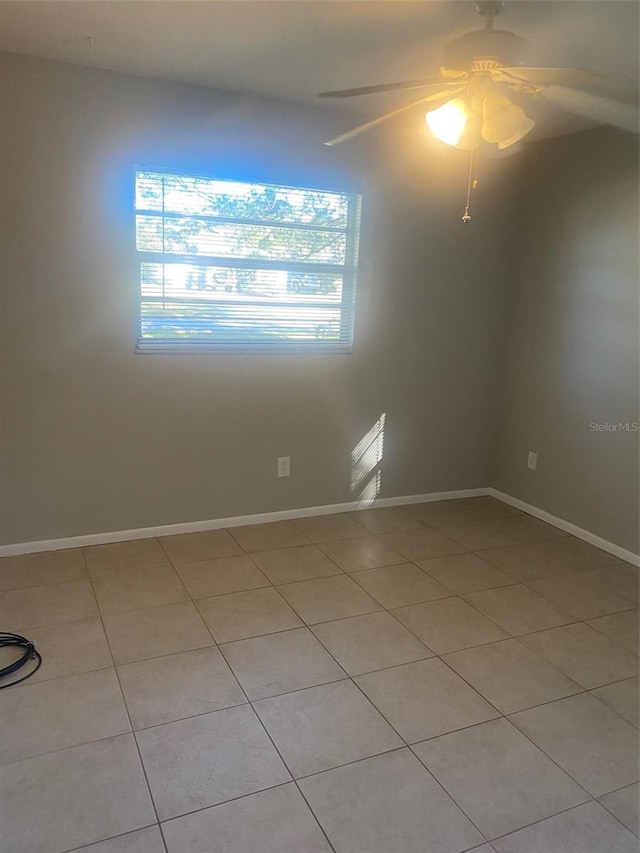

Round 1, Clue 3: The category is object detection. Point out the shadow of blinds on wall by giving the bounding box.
[135,170,362,353]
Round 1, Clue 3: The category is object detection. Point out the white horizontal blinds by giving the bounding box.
[135,171,360,352]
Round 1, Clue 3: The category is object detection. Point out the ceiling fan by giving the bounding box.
[318,0,638,221]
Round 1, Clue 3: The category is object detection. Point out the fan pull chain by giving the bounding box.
[462,121,481,223]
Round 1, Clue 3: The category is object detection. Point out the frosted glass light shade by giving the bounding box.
[481,94,535,148]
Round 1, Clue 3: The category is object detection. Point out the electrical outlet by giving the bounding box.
[527,450,538,471]
[277,456,291,478]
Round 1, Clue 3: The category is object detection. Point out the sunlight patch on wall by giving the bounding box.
[351,414,386,507]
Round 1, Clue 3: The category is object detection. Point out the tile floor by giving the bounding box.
[0,497,638,853]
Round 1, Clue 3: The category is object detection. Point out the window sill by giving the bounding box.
[135,342,354,355]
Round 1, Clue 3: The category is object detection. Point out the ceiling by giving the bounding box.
[0,1,638,140]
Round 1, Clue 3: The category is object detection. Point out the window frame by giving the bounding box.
[133,167,362,355]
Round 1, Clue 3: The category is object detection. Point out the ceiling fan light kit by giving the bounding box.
[426,98,470,146]
[319,0,637,222]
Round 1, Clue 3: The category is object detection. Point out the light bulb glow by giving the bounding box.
[426,99,469,146]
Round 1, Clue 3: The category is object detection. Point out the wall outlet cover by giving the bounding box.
[277,456,291,477]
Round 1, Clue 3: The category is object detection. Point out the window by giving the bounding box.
[134,170,361,352]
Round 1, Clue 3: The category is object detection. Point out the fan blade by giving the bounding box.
[324,87,463,146]
[318,78,456,98]
[493,66,634,95]
[541,85,639,134]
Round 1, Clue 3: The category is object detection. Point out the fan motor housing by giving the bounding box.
[441,29,531,76]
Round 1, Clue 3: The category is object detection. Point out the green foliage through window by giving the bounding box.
[135,170,361,352]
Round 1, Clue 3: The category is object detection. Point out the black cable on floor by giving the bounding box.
[0,632,42,689]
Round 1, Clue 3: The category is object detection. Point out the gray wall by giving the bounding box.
[493,128,640,553]
[0,53,515,544]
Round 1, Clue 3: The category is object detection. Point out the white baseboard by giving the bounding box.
[2,486,637,567]
[489,488,640,568]
[0,487,490,557]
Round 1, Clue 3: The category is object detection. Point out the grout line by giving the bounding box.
[224,566,490,846]
[1,614,631,775]
[381,610,617,808]
[482,795,640,846]
[80,549,166,844]
[62,824,164,853]
[154,780,298,832]
[597,794,640,840]
[0,569,91,594]
[2,509,638,851]
[595,779,640,799]
[206,591,344,853]
[247,697,339,853]
[468,799,601,847]
[292,781,340,853]
[289,614,492,841]
[340,677,492,841]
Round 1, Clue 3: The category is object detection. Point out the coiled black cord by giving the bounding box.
[0,632,42,689]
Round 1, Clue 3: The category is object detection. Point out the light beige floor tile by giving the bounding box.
[197,587,302,643]
[356,658,498,743]
[299,748,484,853]
[0,547,86,590]
[510,693,640,796]
[311,611,432,675]
[229,521,309,553]
[408,496,520,525]
[392,597,508,654]
[380,528,465,561]
[529,572,636,620]
[599,783,640,836]
[162,783,332,853]
[277,575,382,624]
[254,680,402,777]
[353,506,425,534]
[159,529,243,563]
[250,544,341,584]
[414,718,588,839]
[221,627,345,700]
[83,539,170,578]
[476,541,585,583]
[0,734,156,853]
[591,677,639,727]
[547,536,624,569]
[75,826,165,852]
[520,623,639,689]
[2,616,112,684]
[440,517,565,550]
[477,538,620,583]
[588,609,639,655]
[464,584,576,635]
[118,647,246,729]
[0,668,130,764]
[443,638,581,714]
[417,552,515,594]
[103,601,214,665]
[405,499,481,525]
[351,563,451,608]
[492,801,639,852]
[175,554,269,598]
[136,705,290,820]
[583,564,640,604]
[94,565,188,614]
[454,496,525,519]
[318,535,406,572]
[292,512,369,543]
[0,578,98,629]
